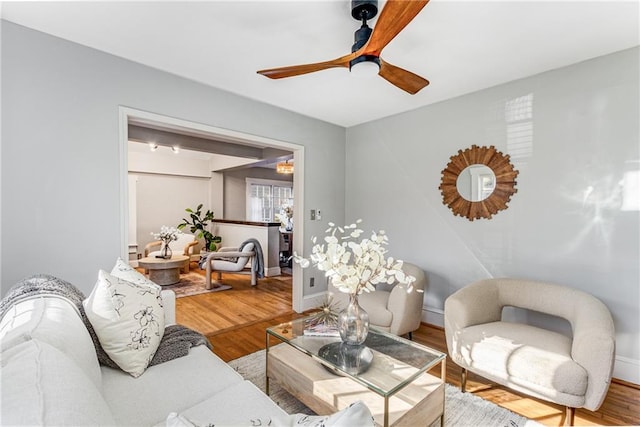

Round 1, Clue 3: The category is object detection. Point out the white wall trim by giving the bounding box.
[302,290,328,312]
[265,266,282,277]
[613,355,640,385]
[421,306,444,328]
[118,108,130,262]
[118,106,306,312]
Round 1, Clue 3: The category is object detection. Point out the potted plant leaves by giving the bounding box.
[177,204,222,253]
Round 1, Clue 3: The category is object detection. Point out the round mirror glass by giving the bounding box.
[456,165,496,202]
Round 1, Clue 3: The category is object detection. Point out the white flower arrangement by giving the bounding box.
[151,226,181,244]
[293,220,419,296]
[276,205,294,225]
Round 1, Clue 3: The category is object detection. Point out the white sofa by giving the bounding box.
[0,288,372,426]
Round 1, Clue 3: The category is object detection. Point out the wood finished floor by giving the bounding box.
[174,266,640,426]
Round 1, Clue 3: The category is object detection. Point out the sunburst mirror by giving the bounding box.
[439,145,519,221]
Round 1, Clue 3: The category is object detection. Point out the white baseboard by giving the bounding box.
[613,355,640,385]
[421,306,639,385]
[422,306,444,328]
[265,266,281,277]
[302,291,328,311]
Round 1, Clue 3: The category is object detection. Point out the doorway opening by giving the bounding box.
[118,107,305,312]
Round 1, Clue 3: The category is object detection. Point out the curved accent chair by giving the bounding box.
[444,278,615,426]
[204,243,256,289]
[329,262,426,338]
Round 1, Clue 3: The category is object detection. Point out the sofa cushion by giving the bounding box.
[111,257,162,290]
[173,385,373,427]
[101,345,245,425]
[177,380,288,426]
[83,270,165,378]
[458,321,588,396]
[0,296,102,388]
[0,339,115,426]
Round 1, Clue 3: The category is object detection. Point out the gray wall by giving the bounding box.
[1,21,345,297]
[346,47,640,382]
[134,173,211,256]
[223,167,293,221]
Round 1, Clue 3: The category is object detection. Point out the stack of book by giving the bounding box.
[303,320,340,337]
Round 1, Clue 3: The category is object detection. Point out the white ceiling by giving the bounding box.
[2,0,638,127]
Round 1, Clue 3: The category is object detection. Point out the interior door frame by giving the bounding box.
[118,106,305,312]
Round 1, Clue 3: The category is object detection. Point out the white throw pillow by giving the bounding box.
[83,270,165,377]
[111,257,161,290]
[282,401,374,427]
[161,401,375,427]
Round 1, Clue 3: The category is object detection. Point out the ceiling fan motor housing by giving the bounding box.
[350,25,380,70]
[350,0,381,71]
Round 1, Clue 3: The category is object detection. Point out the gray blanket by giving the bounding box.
[239,238,265,279]
[0,274,211,371]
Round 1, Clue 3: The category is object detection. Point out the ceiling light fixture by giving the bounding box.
[350,59,380,78]
[276,161,294,174]
[171,146,180,154]
[149,143,158,152]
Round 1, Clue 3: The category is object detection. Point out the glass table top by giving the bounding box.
[266,316,446,397]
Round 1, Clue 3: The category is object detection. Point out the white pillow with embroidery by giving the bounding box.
[83,270,165,377]
[111,257,161,290]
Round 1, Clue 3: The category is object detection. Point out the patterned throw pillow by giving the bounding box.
[83,270,165,377]
[110,257,161,290]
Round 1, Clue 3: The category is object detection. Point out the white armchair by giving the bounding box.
[329,262,426,338]
[444,278,615,426]
[204,242,257,290]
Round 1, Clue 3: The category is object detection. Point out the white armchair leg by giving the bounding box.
[564,407,575,426]
[461,368,467,392]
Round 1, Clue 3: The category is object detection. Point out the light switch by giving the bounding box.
[310,209,316,221]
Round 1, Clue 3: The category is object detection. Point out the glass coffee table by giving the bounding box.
[266,317,446,427]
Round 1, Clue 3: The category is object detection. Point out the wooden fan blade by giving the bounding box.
[362,0,429,57]
[257,53,358,79]
[378,59,429,94]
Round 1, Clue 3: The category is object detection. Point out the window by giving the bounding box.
[246,178,293,222]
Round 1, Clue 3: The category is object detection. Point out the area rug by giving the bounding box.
[162,272,231,297]
[228,349,542,427]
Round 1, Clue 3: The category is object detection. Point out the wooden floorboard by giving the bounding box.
[171,267,640,426]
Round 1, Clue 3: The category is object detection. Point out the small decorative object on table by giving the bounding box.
[150,226,181,259]
[303,297,340,336]
[294,219,416,346]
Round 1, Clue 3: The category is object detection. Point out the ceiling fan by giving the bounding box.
[257,0,430,95]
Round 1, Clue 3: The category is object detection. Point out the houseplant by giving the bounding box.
[294,219,416,345]
[177,204,222,252]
